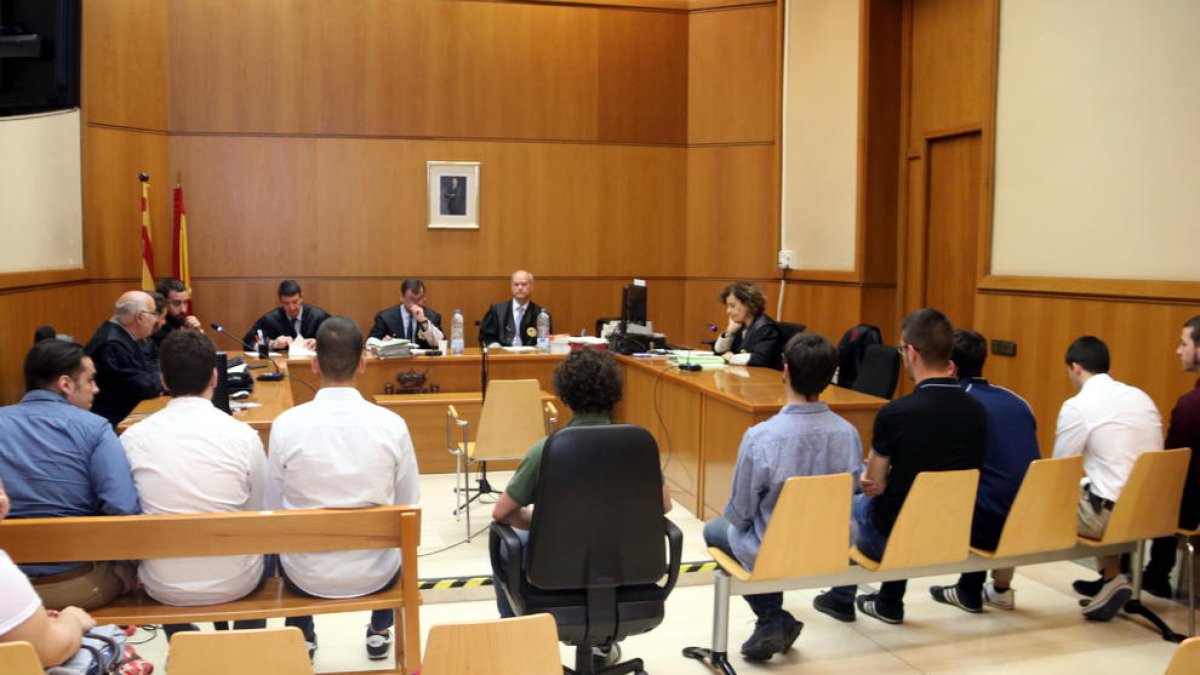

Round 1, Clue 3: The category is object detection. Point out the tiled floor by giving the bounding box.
[128,472,1187,673]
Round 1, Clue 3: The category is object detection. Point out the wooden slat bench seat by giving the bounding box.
[0,506,422,675]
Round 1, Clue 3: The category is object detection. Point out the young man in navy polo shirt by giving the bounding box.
[929,329,1039,612]
[813,308,987,624]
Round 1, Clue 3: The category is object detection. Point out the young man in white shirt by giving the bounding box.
[1052,335,1163,621]
[267,316,420,661]
[120,330,268,637]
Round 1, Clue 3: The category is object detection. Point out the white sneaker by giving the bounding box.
[982,580,1015,610]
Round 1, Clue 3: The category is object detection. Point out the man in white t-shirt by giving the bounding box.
[1052,336,1163,621]
[267,316,420,662]
[120,330,268,638]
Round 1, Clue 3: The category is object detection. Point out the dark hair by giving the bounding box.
[718,281,766,318]
[278,279,302,298]
[24,340,88,392]
[553,347,623,414]
[160,330,216,396]
[901,308,953,367]
[33,326,57,344]
[1064,336,1110,374]
[783,333,838,397]
[156,278,186,296]
[315,316,363,381]
[951,329,988,380]
[1185,316,1200,346]
[148,291,167,314]
[400,278,425,296]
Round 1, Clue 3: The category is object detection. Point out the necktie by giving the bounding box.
[293,317,302,338]
[408,314,416,342]
[512,306,524,346]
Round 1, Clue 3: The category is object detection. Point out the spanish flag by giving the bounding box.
[172,182,191,300]
[139,173,155,292]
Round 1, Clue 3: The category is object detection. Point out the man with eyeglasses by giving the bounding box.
[84,290,165,428]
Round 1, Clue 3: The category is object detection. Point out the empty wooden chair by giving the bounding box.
[447,379,556,540]
[421,614,563,675]
[972,455,1084,558]
[0,642,42,675]
[850,469,980,571]
[1165,635,1200,675]
[167,627,314,675]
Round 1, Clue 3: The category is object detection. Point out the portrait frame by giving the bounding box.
[427,161,480,229]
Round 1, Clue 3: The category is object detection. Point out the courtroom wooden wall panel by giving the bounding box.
[679,279,864,349]
[907,0,994,147]
[687,5,778,144]
[167,0,685,143]
[82,0,168,131]
[169,136,686,280]
[685,145,778,279]
[922,133,982,327]
[858,0,903,285]
[973,293,1200,457]
[83,128,171,280]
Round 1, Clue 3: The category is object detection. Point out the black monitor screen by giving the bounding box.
[212,352,231,414]
[621,283,647,327]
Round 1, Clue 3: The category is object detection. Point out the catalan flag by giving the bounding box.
[172,182,191,298]
[139,173,155,292]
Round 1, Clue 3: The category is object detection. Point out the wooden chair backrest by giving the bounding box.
[1099,448,1191,544]
[990,456,1083,557]
[0,506,420,563]
[422,614,562,675]
[876,469,978,570]
[168,627,314,675]
[1165,636,1200,675]
[0,642,42,675]
[750,473,852,581]
[472,379,548,460]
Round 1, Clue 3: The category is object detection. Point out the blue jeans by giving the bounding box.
[827,494,906,606]
[281,566,397,642]
[702,517,784,620]
[493,529,530,618]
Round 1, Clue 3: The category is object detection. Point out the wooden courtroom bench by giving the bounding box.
[683,449,1190,675]
[0,506,422,675]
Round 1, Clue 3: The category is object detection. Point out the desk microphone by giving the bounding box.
[475,319,489,401]
[210,323,285,382]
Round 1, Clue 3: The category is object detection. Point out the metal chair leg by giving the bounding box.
[1187,537,1196,637]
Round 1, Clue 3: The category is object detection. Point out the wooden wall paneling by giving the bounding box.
[685,145,778,278]
[83,128,171,280]
[858,0,903,285]
[687,5,778,144]
[859,283,899,344]
[596,10,688,144]
[171,137,685,281]
[922,133,982,328]
[974,292,1200,456]
[907,0,994,147]
[83,0,169,131]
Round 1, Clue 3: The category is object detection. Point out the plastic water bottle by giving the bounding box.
[450,309,465,355]
[536,309,551,353]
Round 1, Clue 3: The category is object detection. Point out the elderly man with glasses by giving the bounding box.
[84,290,165,428]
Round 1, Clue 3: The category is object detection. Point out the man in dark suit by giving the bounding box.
[85,290,164,428]
[243,280,330,351]
[479,270,552,347]
[369,278,444,349]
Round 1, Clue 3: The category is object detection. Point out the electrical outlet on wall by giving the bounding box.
[778,250,794,269]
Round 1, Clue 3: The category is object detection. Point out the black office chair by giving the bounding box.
[851,343,901,399]
[490,424,683,675]
[776,321,806,345]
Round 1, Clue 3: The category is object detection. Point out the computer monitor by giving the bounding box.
[212,352,232,414]
[620,282,648,329]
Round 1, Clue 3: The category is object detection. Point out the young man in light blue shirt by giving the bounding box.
[703,332,862,662]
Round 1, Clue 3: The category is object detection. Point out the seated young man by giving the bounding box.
[266,317,420,661]
[703,333,862,661]
[119,330,269,636]
[490,347,672,665]
[813,308,986,625]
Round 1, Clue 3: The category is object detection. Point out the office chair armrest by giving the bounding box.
[661,518,684,595]
[489,522,526,592]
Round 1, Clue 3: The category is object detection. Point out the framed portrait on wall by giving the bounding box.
[427,161,480,229]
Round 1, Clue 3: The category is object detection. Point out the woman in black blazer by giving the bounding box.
[713,281,784,370]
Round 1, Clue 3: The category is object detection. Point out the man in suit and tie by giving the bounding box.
[243,279,331,351]
[479,270,552,347]
[368,278,444,349]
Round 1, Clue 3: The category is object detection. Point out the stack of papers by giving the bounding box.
[365,337,413,359]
